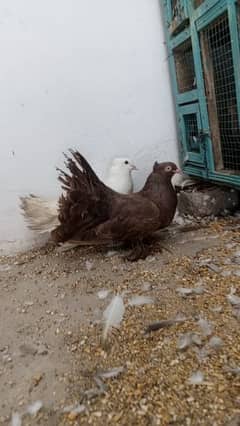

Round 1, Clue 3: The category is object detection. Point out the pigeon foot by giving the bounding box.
[125,241,149,262]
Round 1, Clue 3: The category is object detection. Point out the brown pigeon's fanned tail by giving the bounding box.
[58,149,107,192]
[51,150,111,243]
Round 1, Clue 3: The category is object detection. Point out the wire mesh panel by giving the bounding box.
[200,13,240,171]
[184,113,200,153]
[173,39,196,93]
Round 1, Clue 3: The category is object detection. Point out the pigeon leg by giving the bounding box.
[156,243,173,255]
[126,240,149,262]
[142,235,173,255]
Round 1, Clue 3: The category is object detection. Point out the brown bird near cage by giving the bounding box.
[51,150,180,261]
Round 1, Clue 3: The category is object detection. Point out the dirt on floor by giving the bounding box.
[0,218,240,426]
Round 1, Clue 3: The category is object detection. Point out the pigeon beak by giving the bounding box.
[175,168,181,174]
[131,165,138,171]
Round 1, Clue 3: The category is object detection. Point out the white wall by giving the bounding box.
[0,0,178,254]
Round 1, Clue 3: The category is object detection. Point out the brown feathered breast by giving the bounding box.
[51,150,179,246]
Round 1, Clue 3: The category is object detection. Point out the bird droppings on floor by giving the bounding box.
[0,217,239,425]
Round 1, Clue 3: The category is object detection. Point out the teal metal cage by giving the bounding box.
[162,0,240,188]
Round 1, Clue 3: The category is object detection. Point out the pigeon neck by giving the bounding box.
[142,172,172,192]
[110,167,131,178]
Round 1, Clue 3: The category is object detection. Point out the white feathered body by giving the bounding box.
[105,163,133,194]
[20,157,136,236]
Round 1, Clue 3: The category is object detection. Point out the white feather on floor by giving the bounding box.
[102,295,125,342]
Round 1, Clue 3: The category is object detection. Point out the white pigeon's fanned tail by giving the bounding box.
[20,194,59,234]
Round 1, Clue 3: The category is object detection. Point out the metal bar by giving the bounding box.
[228,0,240,127]
[170,28,191,48]
[196,1,228,31]
[177,89,199,104]
[161,1,183,162]
[190,18,213,174]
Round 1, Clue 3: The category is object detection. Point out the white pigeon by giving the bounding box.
[20,157,137,236]
[105,157,137,194]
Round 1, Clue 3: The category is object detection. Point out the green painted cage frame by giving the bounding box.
[162,0,240,188]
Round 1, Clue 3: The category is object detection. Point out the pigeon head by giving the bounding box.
[111,158,137,173]
[153,161,180,179]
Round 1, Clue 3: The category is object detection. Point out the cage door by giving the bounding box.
[179,103,206,166]
[200,12,240,173]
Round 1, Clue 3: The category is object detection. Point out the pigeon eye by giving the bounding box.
[165,165,172,172]
[124,160,129,165]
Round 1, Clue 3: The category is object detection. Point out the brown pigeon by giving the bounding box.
[19,157,137,235]
[51,150,180,260]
